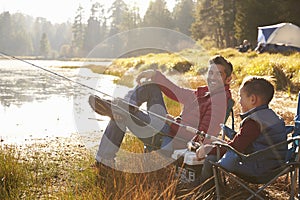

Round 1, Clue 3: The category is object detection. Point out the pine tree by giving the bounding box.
[72,5,85,57]
[191,0,224,47]
[142,0,174,28]
[0,12,13,54]
[234,0,271,46]
[221,0,236,47]
[83,3,103,54]
[40,33,51,58]
[108,0,129,35]
[275,0,300,26]
[173,0,195,36]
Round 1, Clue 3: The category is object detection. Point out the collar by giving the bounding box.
[240,104,269,120]
[202,84,230,97]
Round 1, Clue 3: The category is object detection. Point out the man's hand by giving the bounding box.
[136,70,156,85]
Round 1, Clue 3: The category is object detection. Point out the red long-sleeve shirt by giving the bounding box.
[209,119,261,156]
[152,71,232,148]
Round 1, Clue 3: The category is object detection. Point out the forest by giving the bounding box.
[0,0,299,58]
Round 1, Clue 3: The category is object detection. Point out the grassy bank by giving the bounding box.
[1,133,295,199]
[0,136,183,200]
[87,48,300,92]
[1,48,300,199]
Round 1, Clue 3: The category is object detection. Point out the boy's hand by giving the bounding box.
[196,145,206,160]
[187,141,201,152]
[136,70,156,85]
[196,144,214,160]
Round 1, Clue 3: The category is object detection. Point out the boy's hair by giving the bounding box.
[241,76,275,104]
[209,55,233,77]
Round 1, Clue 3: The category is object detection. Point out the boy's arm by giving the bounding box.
[228,119,261,152]
[209,119,260,156]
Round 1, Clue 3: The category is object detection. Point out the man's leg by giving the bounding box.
[124,83,173,152]
[95,83,172,164]
[95,119,126,164]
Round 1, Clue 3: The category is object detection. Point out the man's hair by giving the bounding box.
[209,55,233,77]
[241,76,275,104]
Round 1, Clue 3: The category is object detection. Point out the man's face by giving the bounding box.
[207,64,230,91]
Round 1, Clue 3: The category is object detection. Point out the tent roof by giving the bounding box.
[257,23,300,48]
[258,22,286,30]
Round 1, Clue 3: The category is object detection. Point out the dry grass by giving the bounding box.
[1,87,298,200]
[2,49,300,199]
[84,48,300,93]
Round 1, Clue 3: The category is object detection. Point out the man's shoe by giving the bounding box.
[90,161,102,169]
[89,95,138,118]
[89,95,113,118]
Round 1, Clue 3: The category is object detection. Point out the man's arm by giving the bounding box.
[136,70,195,104]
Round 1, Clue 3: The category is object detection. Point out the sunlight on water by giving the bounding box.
[0,97,75,141]
[0,59,120,146]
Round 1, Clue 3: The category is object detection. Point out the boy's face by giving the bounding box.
[207,64,231,91]
[239,88,254,113]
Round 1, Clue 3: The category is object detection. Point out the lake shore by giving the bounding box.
[1,49,299,199]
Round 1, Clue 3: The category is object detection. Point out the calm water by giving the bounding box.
[0,59,130,149]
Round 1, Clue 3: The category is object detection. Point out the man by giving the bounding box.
[237,39,251,53]
[89,55,233,166]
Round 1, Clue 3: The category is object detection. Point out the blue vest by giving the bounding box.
[220,105,287,176]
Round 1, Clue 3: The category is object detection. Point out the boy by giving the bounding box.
[196,76,287,190]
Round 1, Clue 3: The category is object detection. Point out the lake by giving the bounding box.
[0,59,131,150]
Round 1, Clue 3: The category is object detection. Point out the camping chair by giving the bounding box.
[211,92,300,200]
[143,98,235,153]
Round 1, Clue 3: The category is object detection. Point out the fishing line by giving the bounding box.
[0,52,162,133]
[0,51,220,143]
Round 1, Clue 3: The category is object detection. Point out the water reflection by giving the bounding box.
[0,60,87,106]
[0,59,116,146]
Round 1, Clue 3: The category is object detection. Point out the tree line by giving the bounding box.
[0,0,299,58]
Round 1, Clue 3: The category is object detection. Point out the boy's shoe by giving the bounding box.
[89,95,113,118]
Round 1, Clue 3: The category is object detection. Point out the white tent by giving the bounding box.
[257,22,300,48]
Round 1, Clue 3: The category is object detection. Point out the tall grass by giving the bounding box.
[87,48,300,93]
[2,49,299,199]
[0,140,191,200]
[0,146,31,199]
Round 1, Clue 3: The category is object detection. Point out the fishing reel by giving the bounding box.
[187,141,202,152]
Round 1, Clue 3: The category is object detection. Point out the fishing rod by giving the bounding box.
[0,51,221,143]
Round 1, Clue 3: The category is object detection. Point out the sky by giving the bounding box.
[0,0,176,24]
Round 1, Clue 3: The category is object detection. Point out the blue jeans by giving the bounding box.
[95,83,172,161]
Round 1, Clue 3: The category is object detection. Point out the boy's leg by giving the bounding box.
[201,155,218,192]
[189,155,218,190]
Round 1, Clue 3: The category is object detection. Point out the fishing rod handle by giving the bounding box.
[185,126,202,135]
